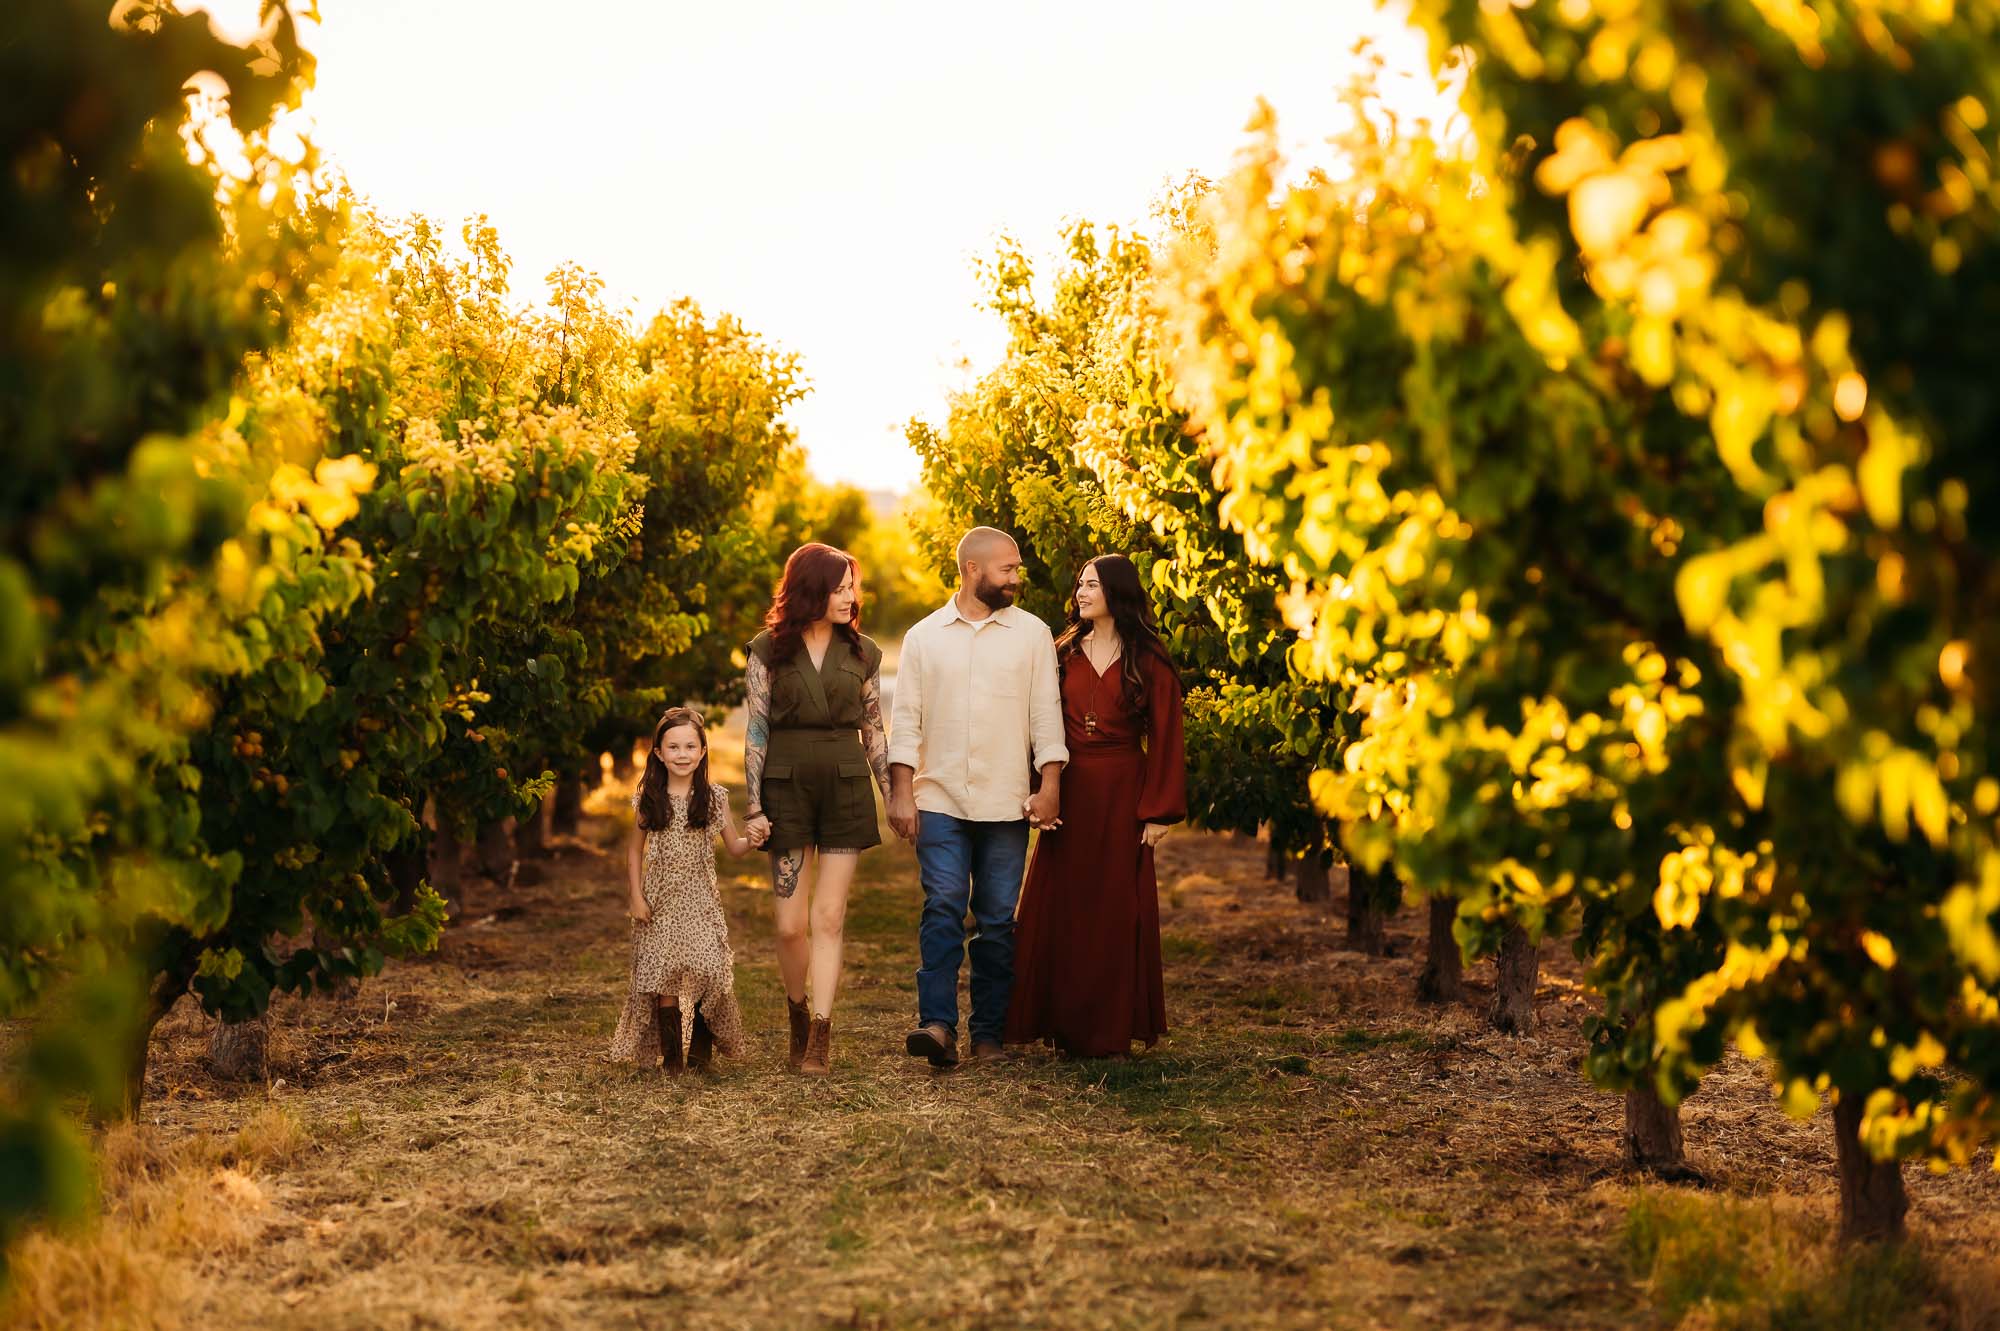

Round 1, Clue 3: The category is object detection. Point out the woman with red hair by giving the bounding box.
[743,542,890,1074]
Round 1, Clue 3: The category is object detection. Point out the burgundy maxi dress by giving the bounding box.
[1005,646,1187,1056]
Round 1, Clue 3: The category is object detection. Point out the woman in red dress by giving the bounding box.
[1005,554,1187,1057]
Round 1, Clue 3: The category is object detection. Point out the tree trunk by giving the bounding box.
[123,951,198,1117]
[552,770,588,836]
[429,819,464,912]
[1624,1084,1702,1180]
[385,839,430,918]
[207,1012,270,1083]
[609,744,637,783]
[310,923,359,1000]
[1833,1092,1909,1241]
[475,818,517,884]
[1294,853,1330,903]
[1416,896,1466,1003]
[1345,862,1390,956]
[1265,838,1290,883]
[515,791,551,859]
[1488,924,1540,1034]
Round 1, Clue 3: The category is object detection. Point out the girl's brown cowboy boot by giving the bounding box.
[657,1005,684,1075]
[688,1004,716,1071]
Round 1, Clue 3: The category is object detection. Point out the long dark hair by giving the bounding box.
[636,707,714,831]
[764,542,863,664]
[1054,554,1172,716]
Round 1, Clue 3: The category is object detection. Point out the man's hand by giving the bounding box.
[1025,785,1061,831]
[1140,822,1170,849]
[746,814,772,848]
[888,764,918,842]
[888,790,918,842]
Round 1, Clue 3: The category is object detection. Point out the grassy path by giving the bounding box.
[10,737,1998,1329]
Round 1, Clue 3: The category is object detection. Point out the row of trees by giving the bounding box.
[910,1,1999,1240]
[905,215,1376,921]
[2,0,811,1269]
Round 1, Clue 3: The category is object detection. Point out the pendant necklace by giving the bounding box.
[1084,633,1105,736]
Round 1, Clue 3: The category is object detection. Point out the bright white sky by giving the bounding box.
[196,1,1448,491]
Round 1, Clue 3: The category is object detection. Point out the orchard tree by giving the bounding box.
[571,298,805,795]
[0,0,327,1260]
[913,221,1372,917]
[1162,2,2000,1236]
[1416,0,2000,1242]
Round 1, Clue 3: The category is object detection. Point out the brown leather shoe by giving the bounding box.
[786,995,811,1070]
[904,1021,958,1068]
[688,1005,715,1071]
[969,1038,1007,1064]
[656,1005,683,1074]
[800,1016,832,1075]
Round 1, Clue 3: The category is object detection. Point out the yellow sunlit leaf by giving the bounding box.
[1860,930,1897,969]
[1570,171,1650,257]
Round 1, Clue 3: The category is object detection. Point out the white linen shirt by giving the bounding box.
[888,600,1069,822]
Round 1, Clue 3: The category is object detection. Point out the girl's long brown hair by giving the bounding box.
[764,542,862,664]
[636,707,714,831]
[1054,554,1174,719]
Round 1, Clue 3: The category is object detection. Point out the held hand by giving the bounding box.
[1025,786,1061,831]
[746,814,772,848]
[887,790,918,842]
[1140,822,1170,849]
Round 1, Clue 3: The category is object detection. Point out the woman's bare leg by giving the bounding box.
[806,850,859,1019]
[770,847,812,1004]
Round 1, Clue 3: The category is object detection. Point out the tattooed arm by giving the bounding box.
[861,672,892,801]
[742,654,774,849]
[744,653,771,816]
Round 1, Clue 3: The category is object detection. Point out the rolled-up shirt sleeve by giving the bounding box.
[1028,631,1069,770]
[887,625,924,771]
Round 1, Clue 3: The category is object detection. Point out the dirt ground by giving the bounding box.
[10,732,2000,1330]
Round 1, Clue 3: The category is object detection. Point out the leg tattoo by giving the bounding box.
[771,847,806,899]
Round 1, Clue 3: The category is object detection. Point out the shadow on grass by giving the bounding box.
[1032,1048,1316,1150]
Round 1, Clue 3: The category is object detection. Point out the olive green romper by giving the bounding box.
[749,630,884,853]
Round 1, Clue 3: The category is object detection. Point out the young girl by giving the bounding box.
[609,707,761,1073]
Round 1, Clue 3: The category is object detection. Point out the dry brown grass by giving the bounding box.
[5,1105,303,1331]
[8,725,1999,1329]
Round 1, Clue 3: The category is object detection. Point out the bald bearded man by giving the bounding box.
[887,527,1068,1067]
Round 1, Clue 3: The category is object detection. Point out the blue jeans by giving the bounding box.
[913,811,1031,1044]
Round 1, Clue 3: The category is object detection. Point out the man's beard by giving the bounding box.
[973,579,1016,610]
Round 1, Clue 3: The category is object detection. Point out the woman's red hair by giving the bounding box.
[764,542,862,663]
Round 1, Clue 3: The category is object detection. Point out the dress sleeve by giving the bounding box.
[1136,651,1187,825]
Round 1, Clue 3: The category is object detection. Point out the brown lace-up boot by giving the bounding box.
[800,1016,832,1076]
[657,1005,683,1074]
[688,1004,715,1071]
[786,995,811,1070]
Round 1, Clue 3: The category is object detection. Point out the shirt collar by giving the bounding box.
[940,598,1016,629]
